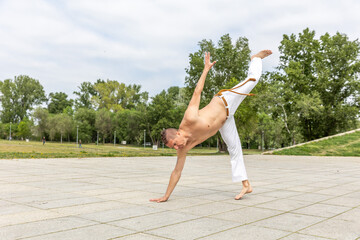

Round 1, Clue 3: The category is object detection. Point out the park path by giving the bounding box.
[0,155,360,239]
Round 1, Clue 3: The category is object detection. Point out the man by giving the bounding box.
[150,50,272,203]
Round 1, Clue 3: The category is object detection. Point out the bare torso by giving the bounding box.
[179,96,227,150]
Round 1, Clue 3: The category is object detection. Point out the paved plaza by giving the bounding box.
[0,155,360,240]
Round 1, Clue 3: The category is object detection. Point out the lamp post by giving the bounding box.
[114,131,116,146]
[143,130,146,148]
[9,122,12,141]
[162,128,164,149]
[76,125,79,148]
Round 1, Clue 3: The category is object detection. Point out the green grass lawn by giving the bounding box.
[0,140,261,159]
[272,130,360,156]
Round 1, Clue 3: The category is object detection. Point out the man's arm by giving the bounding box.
[184,52,216,120]
[149,149,187,203]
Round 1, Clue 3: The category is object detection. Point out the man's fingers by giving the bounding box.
[150,197,167,203]
[150,198,165,202]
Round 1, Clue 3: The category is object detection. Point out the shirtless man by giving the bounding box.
[150,50,272,203]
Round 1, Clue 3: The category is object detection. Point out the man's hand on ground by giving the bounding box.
[149,196,169,203]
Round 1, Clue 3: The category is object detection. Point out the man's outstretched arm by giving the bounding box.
[184,52,216,120]
[150,150,187,203]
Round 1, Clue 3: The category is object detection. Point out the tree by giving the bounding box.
[92,80,148,112]
[0,75,46,123]
[273,28,360,141]
[53,114,73,143]
[95,108,113,143]
[47,115,58,141]
[74,108,96,143]
[17,117,32,139]
[48,92,73,114]
[0,122,18,140]
[32,107,49,138]
[113,109,145,144]
[73,81,97,109]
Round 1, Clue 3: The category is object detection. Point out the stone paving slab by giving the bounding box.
[0,155,360,239]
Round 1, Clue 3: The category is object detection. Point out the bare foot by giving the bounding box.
[251,50,272,60]
[235,180,253,200]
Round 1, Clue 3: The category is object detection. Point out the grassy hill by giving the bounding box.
[270,130,360,156]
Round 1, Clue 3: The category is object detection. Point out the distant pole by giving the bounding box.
[114,131,116,146]
[162,128,164,149]
[97,131,99,146]
[9,122,12,141]
[217,137,219,152]
[261,130,264,151]
[76,125,79,147]
[144,130,146,148]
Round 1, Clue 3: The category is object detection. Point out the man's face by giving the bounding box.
[167,135,185,150]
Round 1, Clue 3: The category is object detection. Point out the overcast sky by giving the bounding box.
[1,0,359,98]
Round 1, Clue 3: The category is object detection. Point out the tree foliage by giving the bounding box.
[32,107,50,138]
[73,81,97,109]
[95,108,113,143]
[0,75,46,123]
[74,108,96,143]
[17,117,32,139]
[92,80,148,112]
[48,92,73,114]
[271,28,360,141]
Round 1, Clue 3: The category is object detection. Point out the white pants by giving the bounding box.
[219,57,262,182]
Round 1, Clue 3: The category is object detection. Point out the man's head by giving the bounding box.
[161,128,186,150]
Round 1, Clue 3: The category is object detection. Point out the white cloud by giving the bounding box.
[0,0,359,98]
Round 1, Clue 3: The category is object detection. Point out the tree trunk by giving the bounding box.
[61,133,62,144]
[218,135,227,153]
[281,104,291,135]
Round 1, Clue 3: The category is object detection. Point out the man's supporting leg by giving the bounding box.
[219,116,252,199]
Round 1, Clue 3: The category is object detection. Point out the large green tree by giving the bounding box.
[73,81,97,109]
[17,117,33,139]
[53,113,73,143]
[74,108,96,143]
[0,75,46,123]
[92,80,148,112]
[113,109,145,144]
[48,92,73,114]
[95,108,113,143]
[272,28,360,141]
[32,107,49,138]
